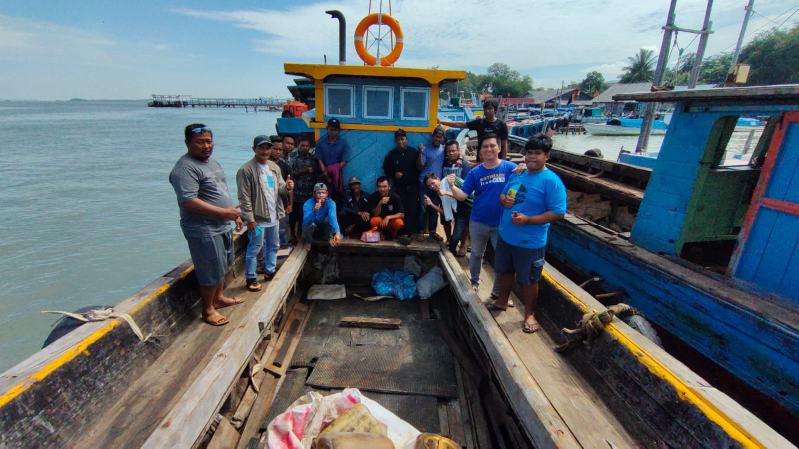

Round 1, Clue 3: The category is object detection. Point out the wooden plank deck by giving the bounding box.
[74,247,307,449]
[451,253,640,449]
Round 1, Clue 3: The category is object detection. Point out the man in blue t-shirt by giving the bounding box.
[445,134,516,295]
[315,118,350,201]
[416,126,446,240]
[490,133,566,334]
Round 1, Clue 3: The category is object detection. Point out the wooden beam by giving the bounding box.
[206,416,240,449]
[235,374,279,449]
[338,316,402,329]
[437,250,581,449]
[264,303,312,377]
[140,247,308,449]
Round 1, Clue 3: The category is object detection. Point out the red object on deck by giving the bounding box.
[282,101,308,118]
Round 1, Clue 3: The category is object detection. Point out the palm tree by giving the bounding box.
[620,49,656,83]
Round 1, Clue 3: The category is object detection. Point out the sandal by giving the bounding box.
[203,313,229,326]
[485,302,508,312]
[522,320,541,333]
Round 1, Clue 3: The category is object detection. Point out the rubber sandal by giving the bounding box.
[203,313,229,326]
[485,302,508,312]
[522,321,541,333]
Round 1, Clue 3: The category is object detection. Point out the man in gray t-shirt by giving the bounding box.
[169,123,244,326]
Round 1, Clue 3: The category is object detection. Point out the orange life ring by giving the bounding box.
[353,13,404,66]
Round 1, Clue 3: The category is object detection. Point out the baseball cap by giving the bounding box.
[348,176,361,185]
[394,128,407,138]
[314,182,328,192]
[327,118,341,129]
[253,135,273,148]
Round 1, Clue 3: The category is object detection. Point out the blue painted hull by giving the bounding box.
[547,217,799,416]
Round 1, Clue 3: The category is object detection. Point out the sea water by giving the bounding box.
[0,101,666,373]
[0,100,278,372]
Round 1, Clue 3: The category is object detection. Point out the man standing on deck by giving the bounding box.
[238,135,294,293]
[315,118,350,202]
[268,136,292,249]
[288,137,316,243]
[169,123,244,326]
[383,129,420,235]
[439,98,509,160]
[417,126,446,241]
[492,133,566,333]
[443,134,516,298]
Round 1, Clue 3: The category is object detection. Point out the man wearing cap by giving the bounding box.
[340,176,372,237]
[237,135,295,293]
[439,98,509,160]
[288,136,316,243]
[170,123,243,326]
[382,128,420,235]
[416,126,446,241]
[315,118,350,201]
[302,183,341,246]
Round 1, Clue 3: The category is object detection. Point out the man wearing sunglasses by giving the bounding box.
[170,124,244,326]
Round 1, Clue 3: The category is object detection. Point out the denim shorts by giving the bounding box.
[186,231,234,286]
[494,236,545,285]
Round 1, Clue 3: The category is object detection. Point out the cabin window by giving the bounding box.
[325,84,354,118]
[363,86,393,119]
[709,115,767,168]
[400,87,429,120]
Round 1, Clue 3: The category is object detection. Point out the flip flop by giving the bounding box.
[203,313,229,326]
[522,321,541,334]
[485,302,508,312]
[215,297,244,309]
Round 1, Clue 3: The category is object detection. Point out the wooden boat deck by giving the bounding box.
[454,255,641,448]
[73,248,307,449]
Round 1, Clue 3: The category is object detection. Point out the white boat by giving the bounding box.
[583,122,667,136]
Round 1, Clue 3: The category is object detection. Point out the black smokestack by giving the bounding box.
[325,10,346,65]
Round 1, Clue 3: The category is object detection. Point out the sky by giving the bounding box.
[0,0,793,100]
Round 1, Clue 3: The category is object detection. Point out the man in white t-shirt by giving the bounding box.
[237,135,294,292]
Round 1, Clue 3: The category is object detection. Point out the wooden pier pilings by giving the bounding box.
[147,95,286,111]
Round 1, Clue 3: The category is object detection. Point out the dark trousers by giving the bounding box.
[448,207,471,252]
[340,212,372,236]
[289,200,306,238]
[302,221,332,242]
[399,189,419,235]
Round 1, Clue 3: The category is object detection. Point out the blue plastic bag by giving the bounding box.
[372,270,417,301]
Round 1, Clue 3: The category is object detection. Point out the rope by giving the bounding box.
[554,303,638,352]
[42,307,151,342]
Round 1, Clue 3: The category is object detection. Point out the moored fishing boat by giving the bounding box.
[0,10,794,449]
[508,84,799,441]
[583,118,669,136]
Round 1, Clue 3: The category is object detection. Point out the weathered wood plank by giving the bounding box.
[264,303,311,377]
[438,250,581,449]
[235,374,279,449]
[474,262,639,449]
[338,316,402,329]
[207,416,240,449]
[140,247,308,449]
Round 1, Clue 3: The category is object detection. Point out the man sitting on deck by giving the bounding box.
[368,176,409,244]
[301,183,341,246]
[315,118,350,202]
[492,133,566,333]
[237,135,294,293]
[439,98,509,160]
[339,176,372,237]
[169,124,244,326]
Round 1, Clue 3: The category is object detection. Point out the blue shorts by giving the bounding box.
[186,231,234,286]
[494,237,545,286]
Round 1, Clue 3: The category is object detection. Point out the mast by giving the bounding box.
[729,0,755,73]
[688,0,714,88]
[635,0,677,153]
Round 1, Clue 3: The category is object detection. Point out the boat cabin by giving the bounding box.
[616,85,799,303]
[283,64,466,189]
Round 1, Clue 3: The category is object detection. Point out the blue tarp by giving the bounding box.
[372,270,417,301]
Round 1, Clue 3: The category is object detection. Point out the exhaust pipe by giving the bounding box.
[325,10,346,65]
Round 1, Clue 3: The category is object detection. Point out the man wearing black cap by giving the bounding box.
[382,128,420,235]
[237,135,294,293]
[439,98,509,160]
[340,176,372,237]
[315,118,350,201]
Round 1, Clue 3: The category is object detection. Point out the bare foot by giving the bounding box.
[215,296,244,309]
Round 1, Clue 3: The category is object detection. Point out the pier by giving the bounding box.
[148,95,287,111]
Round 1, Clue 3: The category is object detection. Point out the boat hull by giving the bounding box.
[546,216,799,421]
